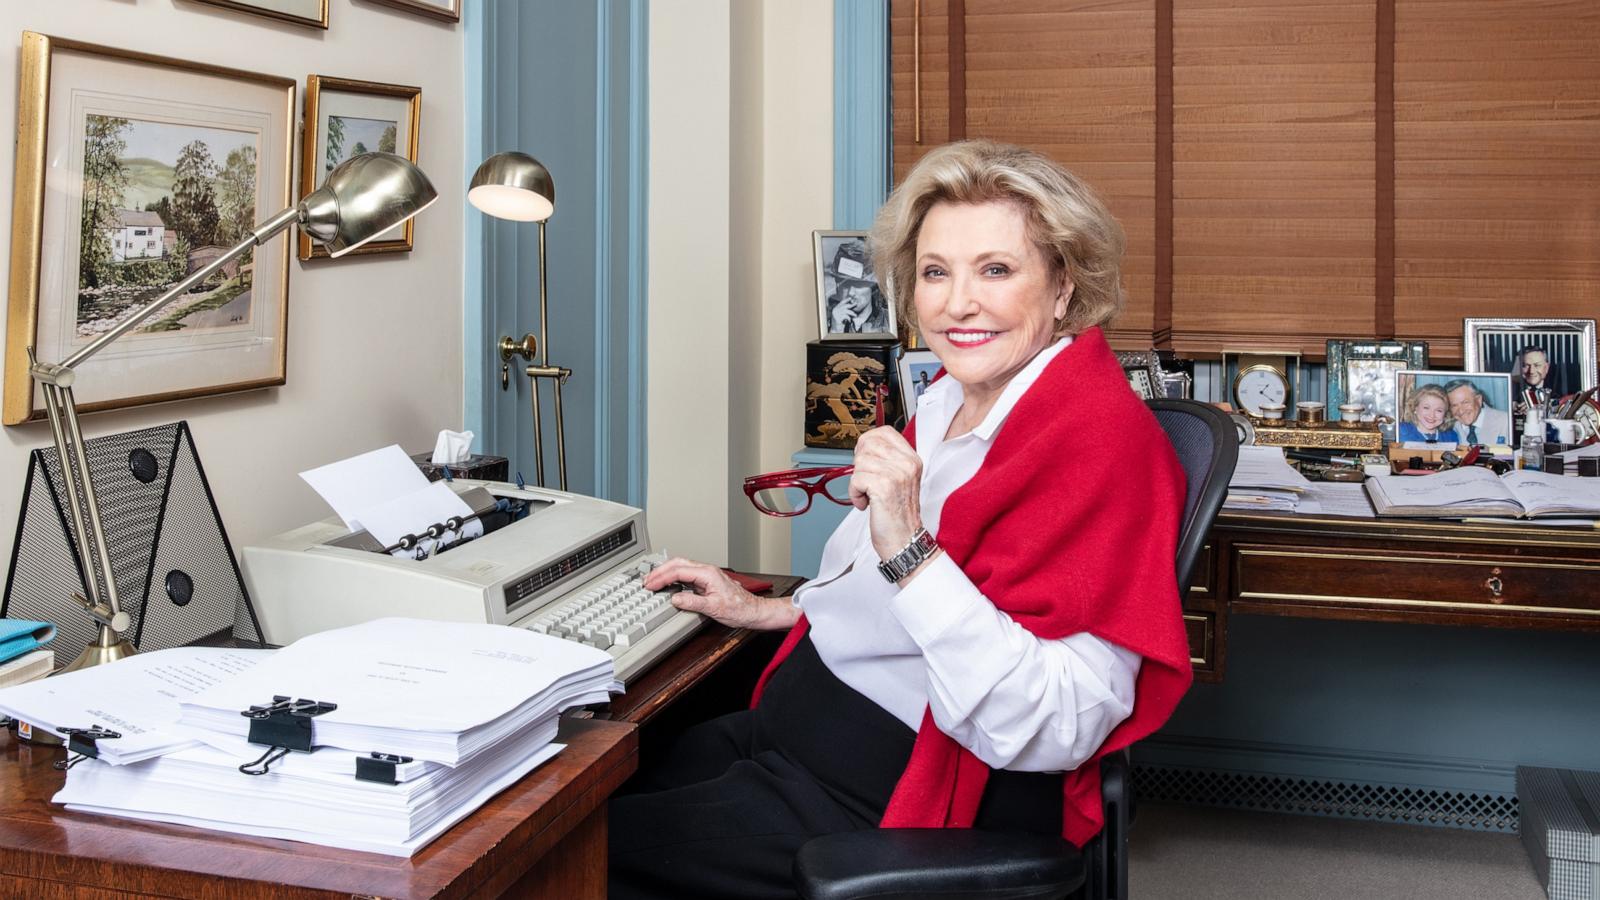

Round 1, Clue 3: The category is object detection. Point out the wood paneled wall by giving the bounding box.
[891,0,1600,361]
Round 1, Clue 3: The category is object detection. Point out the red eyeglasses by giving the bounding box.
[743,384,888,517]
[743,464,855,517]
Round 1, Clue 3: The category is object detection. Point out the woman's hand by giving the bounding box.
[848,425,926,562]
[642,557,798,631]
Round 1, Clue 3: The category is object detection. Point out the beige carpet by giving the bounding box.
[1128,803,1548,900]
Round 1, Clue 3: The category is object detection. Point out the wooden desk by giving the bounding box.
[1186,510,1600,683]
[0,717,637,899]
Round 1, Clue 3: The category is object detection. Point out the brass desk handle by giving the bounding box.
[1484,568,1504,600]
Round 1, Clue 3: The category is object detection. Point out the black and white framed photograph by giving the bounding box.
[897,347,941,416]
[1397,370,1514,448]
[813,230,896,340]
[1463,318,1597,409]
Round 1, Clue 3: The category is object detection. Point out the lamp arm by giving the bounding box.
[53,206,300,373]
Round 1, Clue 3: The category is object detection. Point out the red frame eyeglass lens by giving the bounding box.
[743,465,854,517]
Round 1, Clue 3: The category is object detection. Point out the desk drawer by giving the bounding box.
[1183,612,1214,669]
[1233,545,1600,622]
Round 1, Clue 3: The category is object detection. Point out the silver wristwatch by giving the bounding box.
[877,528,939,584]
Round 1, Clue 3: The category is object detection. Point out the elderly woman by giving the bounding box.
[609,140,1191,900]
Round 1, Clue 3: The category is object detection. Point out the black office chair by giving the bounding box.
[793,399,1238,900]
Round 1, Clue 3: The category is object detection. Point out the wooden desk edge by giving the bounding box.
[0,718,638,899]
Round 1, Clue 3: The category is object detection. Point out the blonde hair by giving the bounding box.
[1406,384,1452,428]
[868,140,1126,337]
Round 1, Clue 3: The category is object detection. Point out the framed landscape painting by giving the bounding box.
[300,76,422,259]
[4,33,294,425]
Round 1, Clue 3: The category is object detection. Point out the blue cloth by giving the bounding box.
[0,619,56,665]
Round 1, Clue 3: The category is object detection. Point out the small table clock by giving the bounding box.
[1225,351,1299,419]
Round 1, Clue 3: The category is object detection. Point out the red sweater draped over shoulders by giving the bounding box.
[750,326,1191,846]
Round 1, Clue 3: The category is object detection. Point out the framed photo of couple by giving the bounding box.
[813,231,897,341]
[1395,370,1514,448]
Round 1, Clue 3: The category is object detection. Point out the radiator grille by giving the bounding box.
[1133,764,1520,833]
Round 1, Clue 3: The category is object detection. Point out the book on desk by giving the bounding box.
[1365,467,1600,519]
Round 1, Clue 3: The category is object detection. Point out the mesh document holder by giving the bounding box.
[1,421,262,661]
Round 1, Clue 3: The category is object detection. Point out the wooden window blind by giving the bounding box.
[1393,0,1600,362]
[888,1,1600,360]
[1171,0,1377,357]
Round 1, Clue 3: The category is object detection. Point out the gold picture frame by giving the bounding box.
[188,0,330,29]
[365,0,461,23]
[300,76,423,259]
[4,32,295,426]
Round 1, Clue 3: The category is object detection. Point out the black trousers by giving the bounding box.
[608,636,1062,899]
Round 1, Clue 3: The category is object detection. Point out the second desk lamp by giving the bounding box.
[468,151,571,491]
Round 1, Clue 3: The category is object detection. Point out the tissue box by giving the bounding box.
[409,452,509,484]
[804,339,902,449]
[1518,766,1600,900]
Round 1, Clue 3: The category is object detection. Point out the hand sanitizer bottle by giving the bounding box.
[1522,411,1544,471]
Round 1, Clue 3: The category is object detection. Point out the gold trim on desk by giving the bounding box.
[1218,511,1600,550]
[1235,592,1600,619]
[1236,548,1600,572]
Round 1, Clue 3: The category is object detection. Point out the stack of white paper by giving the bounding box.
[1225,446,1313,512]
[32,618,615,857]
[57,711,565,856]
[176,618,614,765]
[0,646,270,764]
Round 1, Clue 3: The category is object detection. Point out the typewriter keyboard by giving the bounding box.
[522,551,704,684]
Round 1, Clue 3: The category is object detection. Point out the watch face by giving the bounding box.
[1234,365,1289,418]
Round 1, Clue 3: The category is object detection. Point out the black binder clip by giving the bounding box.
[355,751,416,785]
[238,695,338,775]
[53,726,122,770]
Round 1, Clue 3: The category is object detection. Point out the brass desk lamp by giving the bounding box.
[468,151,571,490]
[29,152,438,673]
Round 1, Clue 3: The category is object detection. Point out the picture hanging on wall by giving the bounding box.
[365,0,461,23]
[3,33,295,426]
[301,76,422,259]
[188,0,329,29]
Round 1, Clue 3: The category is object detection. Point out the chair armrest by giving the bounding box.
[793,828,1086,900]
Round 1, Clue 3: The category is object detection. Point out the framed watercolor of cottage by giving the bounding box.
[300,76,421,259]
[4,33,294,425]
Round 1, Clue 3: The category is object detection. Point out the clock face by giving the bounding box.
[1572,395,1600,441]
[1234,365,1289,418]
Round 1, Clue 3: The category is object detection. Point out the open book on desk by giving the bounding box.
[1364,468,1600,519]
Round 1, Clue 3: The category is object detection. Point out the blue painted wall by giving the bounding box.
[465,0,645,505]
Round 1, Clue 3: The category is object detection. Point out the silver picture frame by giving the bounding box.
[1462,317,1597,399]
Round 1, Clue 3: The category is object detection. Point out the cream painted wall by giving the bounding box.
[646,1,733,564]
[649,0,832,572]
[0,5,464,556]
[752,2,833,573]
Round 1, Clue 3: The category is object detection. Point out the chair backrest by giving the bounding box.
[1145,399,1238,593]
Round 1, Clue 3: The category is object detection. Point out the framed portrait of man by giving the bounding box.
[813,231,897,341]
[1463,318,1597,412]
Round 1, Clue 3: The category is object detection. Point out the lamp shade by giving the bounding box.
[468,151,556,222]
[299,152,439,258]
